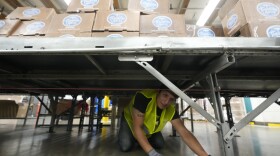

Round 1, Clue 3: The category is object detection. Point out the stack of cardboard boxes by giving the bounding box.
[220,0,280,37]
[8,0,276,38]
[131,0,187,37]
[46,0,114,37]
[7,7,56,37]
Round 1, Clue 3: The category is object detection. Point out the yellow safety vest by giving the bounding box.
[124,90,175,136]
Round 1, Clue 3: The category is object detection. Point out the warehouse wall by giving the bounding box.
[250,97,280,123]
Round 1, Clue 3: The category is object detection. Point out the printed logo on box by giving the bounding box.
[63,15,82,28]
[257,2,279,17]
[266,25,280,37]
[227,14,238,29]
[26,21,46,32]
[107,13,127,26]
[60,34,76,38]
[152,16,172,30]
[23,8,41,17]
[140,0,159,11]
[107,34,124,38]
[197,28,215,37]
[0,20,6,29]
[81,0,99,7]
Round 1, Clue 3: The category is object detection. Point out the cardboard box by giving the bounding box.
[47,13,95,34]
[6,7,56,20]
[128,0,169,14]
[93,11,140,32]
[239,20,280,37]
[46,32,92,37]
[140,14,186,36]
[16,103,28,118]
[92,32,139,37]
[140,33,186,37]
[0,100,19,118]
[0,19,21,36]
[67,0,113,13]
[0,13,5,19]
[56,100,71,115]
[11,19,51,36]
[222,0,280,36]
[186,25,224,37]
[218,0,239,20]
[56,100,81,115]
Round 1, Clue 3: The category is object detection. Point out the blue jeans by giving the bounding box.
[118,114,165,152]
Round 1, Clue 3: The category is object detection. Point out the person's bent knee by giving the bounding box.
[118,138,134,152]
[119,145,132,152]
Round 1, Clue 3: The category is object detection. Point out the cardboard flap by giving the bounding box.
[104,26,128,31]
[67,0,112,13]
[151,29,175,33]
[128,0,169,14]
[140,14,186,34]
[93,11,140,32]
[227,21,242,36]
[47,13,96,34]
[6,7,56,20]
[0,19,21,36]
[77,7,100,12]
[11,20,51,36]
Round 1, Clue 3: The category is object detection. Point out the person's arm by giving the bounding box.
[171,118,208,156]
[132,108,154,153]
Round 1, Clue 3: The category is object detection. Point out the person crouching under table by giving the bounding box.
[118,89,209,156]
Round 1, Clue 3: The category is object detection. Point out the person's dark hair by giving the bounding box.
[159,85,179,99]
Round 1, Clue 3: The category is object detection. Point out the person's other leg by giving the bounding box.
[118,115,135,152]
[148,132,165,149]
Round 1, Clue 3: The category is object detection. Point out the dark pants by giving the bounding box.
[118,115,165,152]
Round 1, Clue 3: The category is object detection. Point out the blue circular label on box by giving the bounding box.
[197,28,215,37]
[23,8,41,17]
[227,14,238,29]
[63,15,82,27]
[107,34,124,38]
[152,16,172,29]
[26,21,45,32]
[140,0,159,11]
[0,20,5,28]
[107,13,127,25]
[257,2,279,17]
[266,25,280,37]
[81,0,99,7]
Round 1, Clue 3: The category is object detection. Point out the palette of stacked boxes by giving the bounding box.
[220,0,280,37]
[1,0,230,38]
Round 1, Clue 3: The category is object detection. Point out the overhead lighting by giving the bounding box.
[196,0,220,26]
[64,0,71,5]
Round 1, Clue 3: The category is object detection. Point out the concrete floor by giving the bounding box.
[0,120,280,156]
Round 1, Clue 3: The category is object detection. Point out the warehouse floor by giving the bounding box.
[0,120,280,156]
